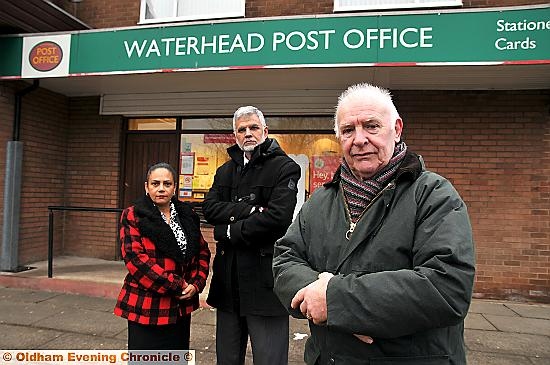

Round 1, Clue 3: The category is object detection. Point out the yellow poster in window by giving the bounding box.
[193,155,216,190]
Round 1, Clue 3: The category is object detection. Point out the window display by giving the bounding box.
[127,116,342,205]
[178,131,341,203]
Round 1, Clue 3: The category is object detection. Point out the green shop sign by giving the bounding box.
[1,5,549,78]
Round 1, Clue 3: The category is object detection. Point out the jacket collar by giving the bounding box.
[133,195,200,264]
[227,138,284,166]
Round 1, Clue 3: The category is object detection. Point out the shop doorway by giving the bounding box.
[122,133,179,208]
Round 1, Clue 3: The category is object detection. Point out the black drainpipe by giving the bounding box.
[0,80,39,272]
[13,80,40,140]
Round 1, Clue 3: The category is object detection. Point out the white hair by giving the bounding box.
[232,106,267,132]
[334,83,400,138]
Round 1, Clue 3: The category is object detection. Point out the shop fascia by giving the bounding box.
[0,5,548,79]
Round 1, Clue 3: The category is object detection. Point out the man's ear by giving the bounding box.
[394,118,403,142]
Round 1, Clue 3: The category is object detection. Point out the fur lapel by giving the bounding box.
[134,195,201,264]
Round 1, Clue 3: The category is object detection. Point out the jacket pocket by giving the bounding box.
[259,246,274,288]
[370,355,450,364]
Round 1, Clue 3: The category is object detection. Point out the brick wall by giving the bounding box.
[53,0,141,28]
[52,1,549,29]
[396,90,550,302]
[462,0,549,7]
[246,0,333,17]
[0,88,122,263]
[61,97,122,259]
[10,83,69,263]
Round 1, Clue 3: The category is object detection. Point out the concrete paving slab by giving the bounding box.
[468,301,518,316]
[40,332,127,350]
[485,314,550,336]
[0,324,64,349]
[0,287,59,304]
[190,323,216,352]
[33,308,126,338]
[3,261,550,365]
[465,313,497,331]
[505,303,550,320]
[0,302,61,326]
[191,307,216,326]
[289,336,308,363]
[465,329,550,358]
[466,350,533,365]
[290,317,311,335]
[40,293,117,313]
[530,356,550,364]
[20,256,126,284]
[193,350,217,364]
[113,327,127,341]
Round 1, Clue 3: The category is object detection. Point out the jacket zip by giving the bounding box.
[342,180,396,240]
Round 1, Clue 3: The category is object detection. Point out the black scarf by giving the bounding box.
[341,141,407,222]
[133,195,201,264]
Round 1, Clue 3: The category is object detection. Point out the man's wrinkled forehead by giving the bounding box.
[338,96,391,122]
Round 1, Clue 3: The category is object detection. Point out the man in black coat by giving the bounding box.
[203,105,301,365]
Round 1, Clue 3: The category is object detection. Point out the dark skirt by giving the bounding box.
[127,315,191,350]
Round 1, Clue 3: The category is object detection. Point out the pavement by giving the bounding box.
[0,256,549,364]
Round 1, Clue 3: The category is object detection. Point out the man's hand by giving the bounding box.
[354,334,374,344]
[291,272,375,345]
[291,272,333,325]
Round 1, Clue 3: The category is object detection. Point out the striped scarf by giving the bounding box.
[341,141,407,222]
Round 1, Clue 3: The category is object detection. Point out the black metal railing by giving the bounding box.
[47,206,123,278]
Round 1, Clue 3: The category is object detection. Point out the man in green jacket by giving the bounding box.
[273,83,475,365]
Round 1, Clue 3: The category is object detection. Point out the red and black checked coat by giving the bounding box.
[114,196,210,325]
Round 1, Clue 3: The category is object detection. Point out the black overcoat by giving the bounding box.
[203,138,301,316]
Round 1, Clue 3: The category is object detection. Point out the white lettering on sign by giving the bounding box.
[496,19,550,32]
[343,27,433,49]
[313,170,329,180]
[494,18,547,51]
[123,27,438,60]
[124,33,266,58]
[495,37,536,50]
[272,30,335,51]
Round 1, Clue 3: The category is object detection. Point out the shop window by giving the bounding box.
[140,0,245,24]
[181,118,233,131]
[128,118,176,130]
[334,0,462,12]
[178,131,342,205]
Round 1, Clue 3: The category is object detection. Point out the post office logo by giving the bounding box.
[29,41,63,72]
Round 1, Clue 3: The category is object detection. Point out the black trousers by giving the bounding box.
[215,309,289,365]
[127,315,191,350]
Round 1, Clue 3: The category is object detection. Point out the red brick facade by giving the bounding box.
[1,1,548,302]
[60,97,122,259]
[54,0,141,28]
[0,85,121,262]
[398,90,550,301]
[53,0,548,30]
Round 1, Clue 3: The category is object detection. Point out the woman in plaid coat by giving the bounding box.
[114,162,210,350]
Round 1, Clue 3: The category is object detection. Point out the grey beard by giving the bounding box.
[238,136,266,152]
